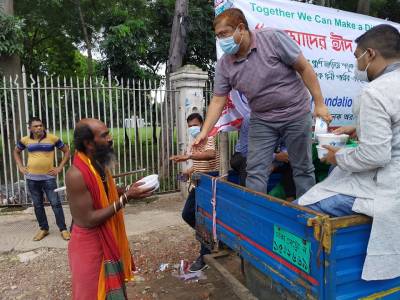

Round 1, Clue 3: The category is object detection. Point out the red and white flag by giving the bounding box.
[209,90,250,136]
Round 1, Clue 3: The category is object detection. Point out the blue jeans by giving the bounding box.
[27,178,67,231]
[246,113,315,198]
[295,194,356,217]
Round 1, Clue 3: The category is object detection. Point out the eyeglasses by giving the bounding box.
[215,30,235,39]
[354,49,368,59]
[215,24,241,39]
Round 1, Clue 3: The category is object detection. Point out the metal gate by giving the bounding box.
[0,67,182,205]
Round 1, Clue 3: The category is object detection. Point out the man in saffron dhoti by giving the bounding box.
[66,119,153,300]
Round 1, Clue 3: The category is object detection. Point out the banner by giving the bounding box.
[214,0,400,126]
[209,90,250,136]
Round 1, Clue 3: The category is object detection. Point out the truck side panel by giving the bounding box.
[326,224,400,300]
[195,175,324,299]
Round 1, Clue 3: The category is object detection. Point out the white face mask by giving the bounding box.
[188,126,201,138]
[354,50,371,82]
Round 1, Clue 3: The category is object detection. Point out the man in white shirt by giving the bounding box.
[297,24,400,281]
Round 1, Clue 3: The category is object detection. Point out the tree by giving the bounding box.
[184,0,217,76]
[0,0,23,77]
[63,0,111,77]
[155,0,189,177]
[14,0,90,77]
[0,0,27,188]
[373,0,400,22]
[167,0,189,75]
[357,0,370,15]
[0,12,24,58]
[99,0,164,79]
[75,0,94,77]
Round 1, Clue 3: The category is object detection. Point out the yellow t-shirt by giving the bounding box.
[17,132,65,180]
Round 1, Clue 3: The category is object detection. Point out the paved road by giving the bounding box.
[0,193,184,253]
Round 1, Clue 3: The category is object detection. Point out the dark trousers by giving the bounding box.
[231,151,296,197]
[230,152,247,186]
[182,189,211,257]
[273,163,296,198]
[27,178,67,231]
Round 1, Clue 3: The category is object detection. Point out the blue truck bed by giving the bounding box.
[194,174,400,300]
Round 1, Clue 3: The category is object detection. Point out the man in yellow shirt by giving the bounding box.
[13,117,71,241]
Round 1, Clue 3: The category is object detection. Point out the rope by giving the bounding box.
[210,173,228,250]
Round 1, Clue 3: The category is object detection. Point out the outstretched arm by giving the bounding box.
[293,54,332,123]
[66,166,153,228]
[193,95,227,148]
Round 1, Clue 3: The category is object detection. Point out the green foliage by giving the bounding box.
[184,0,217,76]
[99,0,216,79]
[9,0,400,79]
[329,0,359,12]
[100,9,159,79]
[320,0,400,22]
[0,13,24,56]
[14,0,90,77]
[372,0,400,22]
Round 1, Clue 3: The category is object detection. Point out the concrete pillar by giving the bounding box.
[0,0,14,14]
[170,65,208,197]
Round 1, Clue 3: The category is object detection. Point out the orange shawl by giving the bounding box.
[73,152,134,299]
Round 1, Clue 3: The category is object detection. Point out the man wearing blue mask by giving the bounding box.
[297,24,400,281]
[193,8,332,198]
[170,113,219,272]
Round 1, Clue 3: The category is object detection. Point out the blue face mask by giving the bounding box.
[218,27,242,55]
[188,126,201,138]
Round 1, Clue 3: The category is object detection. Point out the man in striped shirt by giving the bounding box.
[170,113,219,272]
[14,117,71,241]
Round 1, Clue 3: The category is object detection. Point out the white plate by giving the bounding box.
[136,174,159,190]
[151,182,160,192]
[316,133,349,147]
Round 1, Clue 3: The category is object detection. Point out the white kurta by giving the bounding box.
[299,68,400,280]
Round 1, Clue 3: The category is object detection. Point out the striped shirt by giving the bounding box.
[17,132,65,180]
[192,137,220,173]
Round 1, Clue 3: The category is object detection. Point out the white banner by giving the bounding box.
[214,0,400,126]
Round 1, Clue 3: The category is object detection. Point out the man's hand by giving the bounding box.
[125,181,153,202]
[321,145,340,165]
[275,152,289,163]
[48,167,62,176]
[18,165,28,175]
[333,126,357,139]
[314,103,333,124]
[170,154,190,163]
[192,131,208,151]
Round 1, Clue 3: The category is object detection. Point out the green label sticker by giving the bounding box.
[273,225,311,273]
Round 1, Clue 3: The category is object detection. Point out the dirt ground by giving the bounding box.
[0,195,244,300]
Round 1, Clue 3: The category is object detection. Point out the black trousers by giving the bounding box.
[230,152,247,186]
[230,151,296,197]
[182,189,211,257]
[273,163,296,198]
